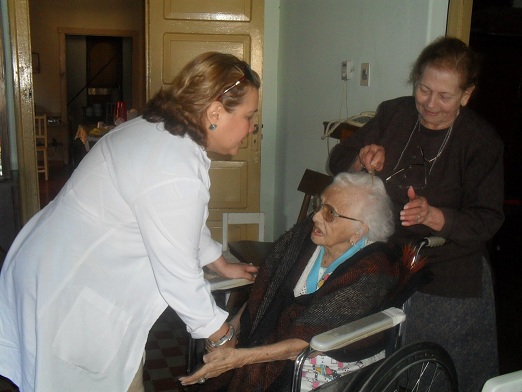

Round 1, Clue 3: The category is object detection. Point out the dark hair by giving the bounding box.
[409,36,480,90]
[143,52,261,147]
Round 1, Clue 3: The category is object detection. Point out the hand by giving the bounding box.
[357,144,385,173]
[208,256,259,281]
[400,187,429,226]
[179,347,245,386]
[205,334,237,353]
[400,186,445,233]
[219,260,258,281]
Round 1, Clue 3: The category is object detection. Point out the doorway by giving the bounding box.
[35,30,139,207]
[66,34,132,167]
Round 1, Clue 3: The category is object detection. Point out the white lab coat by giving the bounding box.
[0,118,228,391]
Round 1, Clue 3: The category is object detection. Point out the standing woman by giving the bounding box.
[329,37,504,391]
[0,52,259,391]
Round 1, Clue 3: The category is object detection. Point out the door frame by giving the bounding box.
[7,0,38,223]
[446,0,473,43]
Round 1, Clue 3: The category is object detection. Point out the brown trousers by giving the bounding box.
[127,353,145,392]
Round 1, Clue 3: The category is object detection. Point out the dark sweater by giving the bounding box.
[329,96,504,297]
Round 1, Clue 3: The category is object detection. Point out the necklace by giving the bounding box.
[391,118,454,176]
[391,120,419,173]
[425,123,454,174]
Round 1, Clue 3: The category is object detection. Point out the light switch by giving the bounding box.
[360,63,370,86]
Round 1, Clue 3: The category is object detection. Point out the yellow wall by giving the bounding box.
[29,0,144,116]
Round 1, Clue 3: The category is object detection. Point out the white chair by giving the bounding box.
[220,212,266,304]
[222,212,265,252]
[222,212,272,267]
[482,370,522,392]
[34,114,49,181]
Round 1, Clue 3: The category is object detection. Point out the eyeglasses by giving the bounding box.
[385,145,428,189]
[312,197,365,224]
[217,63,256,100]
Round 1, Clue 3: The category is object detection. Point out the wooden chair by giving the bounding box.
[34,114,49,181]
[296,168,334,223]
[106,101,116,125]
[227,169,332,266]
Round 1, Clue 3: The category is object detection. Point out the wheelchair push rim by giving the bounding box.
[357,341,458,392]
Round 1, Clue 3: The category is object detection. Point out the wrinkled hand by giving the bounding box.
[358,144,385,173]
[179,347,245,386]
[400,186,430,226]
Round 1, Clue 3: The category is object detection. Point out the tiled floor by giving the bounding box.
[0,162,520,391]
[142,308,190,392]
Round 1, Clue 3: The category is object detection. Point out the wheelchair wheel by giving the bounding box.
[356,341,458,392]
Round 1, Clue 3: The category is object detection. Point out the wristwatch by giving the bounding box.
[208,322,235,348]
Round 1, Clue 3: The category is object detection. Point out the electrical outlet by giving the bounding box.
[341,60,354,80]
[341,61,348,80]
[360,63,370,86]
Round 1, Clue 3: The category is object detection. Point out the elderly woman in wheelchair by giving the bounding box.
[180,172,430,391]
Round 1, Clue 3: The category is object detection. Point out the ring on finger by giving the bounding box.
[197,377,206,384]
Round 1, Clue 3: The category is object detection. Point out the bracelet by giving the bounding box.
[208,322,235,348]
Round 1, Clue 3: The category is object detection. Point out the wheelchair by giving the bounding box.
[192,236,458,391]
[291,307,458,392]
[291,236,458,392]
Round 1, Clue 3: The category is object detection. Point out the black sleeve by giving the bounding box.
[328,101,389,175]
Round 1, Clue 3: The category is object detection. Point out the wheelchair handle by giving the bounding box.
[419,236,446,248]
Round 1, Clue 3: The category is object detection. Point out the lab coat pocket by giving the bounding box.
[51,287,131,374]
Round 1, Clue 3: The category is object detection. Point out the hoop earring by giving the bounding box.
[209,124,217,131]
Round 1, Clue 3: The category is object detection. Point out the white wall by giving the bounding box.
[261,0,449,239]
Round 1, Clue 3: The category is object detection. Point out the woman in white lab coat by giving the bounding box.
[0,52,259,392]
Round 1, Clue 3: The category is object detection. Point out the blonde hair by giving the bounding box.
[143,52,261,147]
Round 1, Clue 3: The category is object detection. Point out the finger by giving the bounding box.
[243,265,259,274]
[359,145,375,164]
[369,148,385,170]
[407,186,416,201]
[179,368,206,385]
[239,270,257,281]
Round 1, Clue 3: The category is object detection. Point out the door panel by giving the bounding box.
[208,161,248,210]
[162,33,250,85]
[163,0,251,21]
[147,0,264,243]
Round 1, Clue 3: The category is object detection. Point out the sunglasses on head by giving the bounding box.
[217,63,256,100]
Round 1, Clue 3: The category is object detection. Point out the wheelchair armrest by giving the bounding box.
[292,308,405,392]
[310,307,405,352]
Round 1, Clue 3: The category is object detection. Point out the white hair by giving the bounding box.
[330,172,394,242]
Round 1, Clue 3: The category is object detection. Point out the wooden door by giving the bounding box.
[146,0,264,243]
